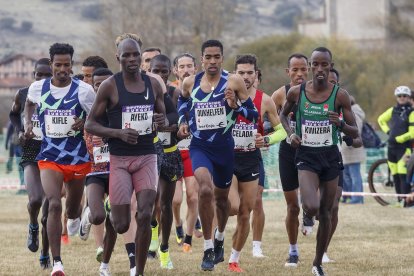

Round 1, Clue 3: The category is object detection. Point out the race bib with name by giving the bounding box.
[44,109,76,138]
[195,101,227,130]
[93,144,110,164]
[24,115,43,141]
[301,119,333,147]
[232,122,257,151]
[177,134,192,150]
[122,105,153,135]
[158,132,171,146]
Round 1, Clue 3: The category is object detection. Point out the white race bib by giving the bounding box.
[93,144,110,164]
[232,122,257,151]
[158,132,171,146]
[177,134,192,150]
[195,101,227,130]
[24,115,43,141]
[44,109,76,138]
[301,119,333,147]
[122,105,153,135]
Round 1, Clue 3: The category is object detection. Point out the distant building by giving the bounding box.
[0,54,36,94]
[298,0,389,47]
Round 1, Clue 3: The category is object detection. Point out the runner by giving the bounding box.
[177,39,258,271]
[9,57,52,269]
[227,54,286,272]
[25,43,96,275]
[280,47,358,276]
[271,53,308,266]
[140,47,161,71]
[85,34,166,276]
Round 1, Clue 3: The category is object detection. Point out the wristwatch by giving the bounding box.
[264,136,270,146]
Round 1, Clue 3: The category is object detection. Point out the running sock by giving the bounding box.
[100,262,109,269]
[204,239,214,251]
[53,256,62,265]
[289,244,299,256]
[184,234,192,245]
[151,220,158,228]
[229,248,240,263]
[160,243,169,252]
[253,240,261,249]
[215,230,224,241]
[125,243,136,268]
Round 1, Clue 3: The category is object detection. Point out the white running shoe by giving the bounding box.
[130,266,136,276]
[67,217,80,236]
[99,265,111,276]
[252,246,266,258]
[79,207,92,241]
[51,261,65,276]
[322,252,335,263]
[301,213,314,236]
[312,265,325,276]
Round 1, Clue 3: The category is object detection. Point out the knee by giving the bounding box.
[41,213,48,227]
[28,196,43,211]
[90,211,106,225]
[172,195,182,206]
[48,199,62,215]
[187,193,198,207]
[137,207,152,226]
[114,220,130,234]
[199,186,213,202]
[238,207,252,223]
[215,196,228,211]
[302,203,319,217]
[161,200,172,214]
[287,203,300,218]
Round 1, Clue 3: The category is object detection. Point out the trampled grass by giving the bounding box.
[0,193,413,275]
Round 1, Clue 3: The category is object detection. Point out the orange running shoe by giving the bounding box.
[183,243,192,253]
[61,234,69,245]
[228,262,243,273]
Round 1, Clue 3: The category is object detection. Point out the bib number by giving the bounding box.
[122,105,153,135]
[301,119,332,147]
[93,144,110,164]
[232,122,257,151]
[158,132,171,146]
[195,101,227,130]
[44,109,76,138]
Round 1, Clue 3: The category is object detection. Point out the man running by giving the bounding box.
[227,54,286,272]
[140,47,161,72]
[25,43,96,276]
[9,57,52,269]
[280,47,358,276]
[177,39,258,271]
[85,34,166,276]
[271,53,308,266]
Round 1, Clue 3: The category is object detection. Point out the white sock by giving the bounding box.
[100,263,109,269]
[289,244,299,256]
[253,241,261,249]
[204,239,214,251]
[215,230,225,241]
[229,248,240,263]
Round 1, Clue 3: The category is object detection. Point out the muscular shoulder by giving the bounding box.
[336,87,351,107]
[271,86,287,106]
[182,75,196,96]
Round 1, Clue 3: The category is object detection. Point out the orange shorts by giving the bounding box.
[38,160,91,182]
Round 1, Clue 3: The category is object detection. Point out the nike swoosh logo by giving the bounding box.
[144,89,149,100]
[212,93,224,98]
[63,98,76,104]
[252,173,259,177]
[225,180,232,186]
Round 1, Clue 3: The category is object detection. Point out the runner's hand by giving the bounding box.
[118,128,139,144]
[178,124,190,139]
[24,123,35,140]
[290,133,301,148]
[72,117,85,131]
[225,88,238,109]
[255,133,264,148]
[328,111,341,127]
[18,131,27,146]
[154,113,165,129]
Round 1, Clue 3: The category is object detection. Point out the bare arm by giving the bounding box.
[10,90,23,132]
[280,86,301,147]
[177,76,195,138]
[263,94,287,144]
[24,98,36,139]
[335,89,358,139]
[151,77,167,130]
[271,87,286,115]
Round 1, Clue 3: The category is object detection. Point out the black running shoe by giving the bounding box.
[175,224,184,245]
[27,224,39,252]
[39,251,51,269]
[312,265,325,276]
[147,250,157,259]
[284,254,299,267]
[201,248,215,271]
[302,211,315,236]
[213,237,224,264]
[195,217,202,230]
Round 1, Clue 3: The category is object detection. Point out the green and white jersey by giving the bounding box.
[295,82,340,147]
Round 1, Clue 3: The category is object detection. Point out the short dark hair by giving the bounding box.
[34,58,50,68]
[287,53,308,67]
[82,56,108,69]
[143,47,161,54]
[150,54,171,69]
[235,54,258,71]
[173,53,196,67]
[49,43,74,62]
[312,47,332,60]
[201,39,223,55]
[330,68,340,82]
[73,73,84,81]
[92,68,113,79]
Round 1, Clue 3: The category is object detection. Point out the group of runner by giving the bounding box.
[12,33,359,276]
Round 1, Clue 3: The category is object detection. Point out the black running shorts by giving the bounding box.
[234,149,260,183]
[279,141,299,192]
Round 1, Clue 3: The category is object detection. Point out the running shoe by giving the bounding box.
[194,217,203,238]
[96,246,104,263]
[130,266,136,276]
[67,218,80,236]
[312,265,325,276]
[284,254,299,267]
[158,247,173,269]
[252,246,266,258]
[61,234,69,245]
[79,206,92,241]
[27,224,39,252]
[183,243,192,253]
[301,212,314,236]
[322,252,335,263]
[213,231,224,264]
[201,248,215,271]
[99,266,111,276]
[228,262,243,273]
[39,251,51,269]
[149,224,159,252]
[147,250,156,259]
[51,261,65,276]
[175,223,184,246]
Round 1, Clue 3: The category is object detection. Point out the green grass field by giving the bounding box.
[1,192,414,275]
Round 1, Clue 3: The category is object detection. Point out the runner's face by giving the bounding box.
[328,71,338,85]
[201,47,223,76]
[118,40,141,74]
[310,51,332,84]
[141,50,160,71]
[34,64,52,81]
[93,75,110,93]
[175,56,195,81]
[149,61,170,85]
[81,66,95,85]
[235,63,256,90]
[287,57,308,85]
[51,54,72,83]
